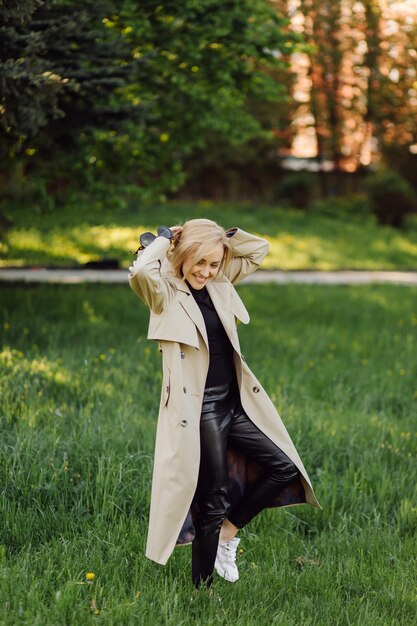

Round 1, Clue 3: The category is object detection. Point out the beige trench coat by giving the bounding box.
[129,228,320,565]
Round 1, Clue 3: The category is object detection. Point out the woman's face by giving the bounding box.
[183,243,224,290]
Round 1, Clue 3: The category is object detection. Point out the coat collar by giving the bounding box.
[169,276,249,320]
[167,277,249,354]
[177,287,209,349]
[160,259,249,350]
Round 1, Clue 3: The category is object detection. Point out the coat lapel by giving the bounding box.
[176,283,209,349]
[149,274,249,353]
[174,278,249,353]
[207,282,248,354]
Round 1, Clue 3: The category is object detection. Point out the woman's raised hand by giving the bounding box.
[170,226,182,237]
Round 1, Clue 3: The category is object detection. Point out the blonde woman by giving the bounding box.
[128,219,320,588]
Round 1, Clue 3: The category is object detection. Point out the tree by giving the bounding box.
[0,0,61,163]
[1,0,300,202]
[364,0,417,183]
[102,0,299,198]
[0,0,138,184]
[288,0,417,186]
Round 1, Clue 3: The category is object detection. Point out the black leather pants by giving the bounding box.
[192,381,299,588]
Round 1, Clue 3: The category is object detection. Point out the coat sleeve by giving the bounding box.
[128,236,173,313]
[223,228,270,285]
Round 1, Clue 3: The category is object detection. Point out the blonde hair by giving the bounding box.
[169,218,232,280]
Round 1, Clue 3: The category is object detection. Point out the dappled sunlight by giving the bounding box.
[2,211,417,270]
[0,345,121,429]
[2,224,153,267]
[264,233,341,270]
[264,226,417,270]
[395,237,417,255]
[5,229,93,265]
[70,224,139,253]
[0,347,73,428]
[0,346,72,386]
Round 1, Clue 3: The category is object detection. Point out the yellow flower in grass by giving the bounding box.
[86,572,96,582]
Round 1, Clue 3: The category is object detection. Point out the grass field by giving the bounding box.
[1,281,416,625]
[2,199,417,270]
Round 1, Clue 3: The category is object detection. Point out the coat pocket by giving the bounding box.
[162,368,171,407]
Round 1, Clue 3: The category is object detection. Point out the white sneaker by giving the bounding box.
[215,537,240,582]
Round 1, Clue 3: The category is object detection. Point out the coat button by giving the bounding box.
[180,351,185,359]
[252,386,260,393]
[180,420,188,427]
[183,387,187,393]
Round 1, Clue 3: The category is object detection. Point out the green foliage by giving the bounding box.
[2,0,417,205]
[0,0,298,203]
[0,0,43,21]
[311,194,372,221]
[92,0,299,200]
[382,145,417,191]
[275,172,317,209]
[0,283,416,624]
[0,1,137,167]
[0,0,63,157]
[366,169,417,228]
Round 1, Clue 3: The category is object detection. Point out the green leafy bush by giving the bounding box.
[365,170,417,228]
[275,172,317,209]
[311,194,373,222]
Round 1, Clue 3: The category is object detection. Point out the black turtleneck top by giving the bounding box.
[187,282,236,388]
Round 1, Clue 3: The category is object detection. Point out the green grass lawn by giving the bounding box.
[1,282,416,625]
[2,199,417,270]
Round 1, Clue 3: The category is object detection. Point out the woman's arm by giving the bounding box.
[128,236,173,313]
[223,228,270,284]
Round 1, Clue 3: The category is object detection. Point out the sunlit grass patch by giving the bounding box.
[2,201,417,269]
[4,225,142,267]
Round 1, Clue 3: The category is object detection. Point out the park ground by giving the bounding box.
[1,202,416,625]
